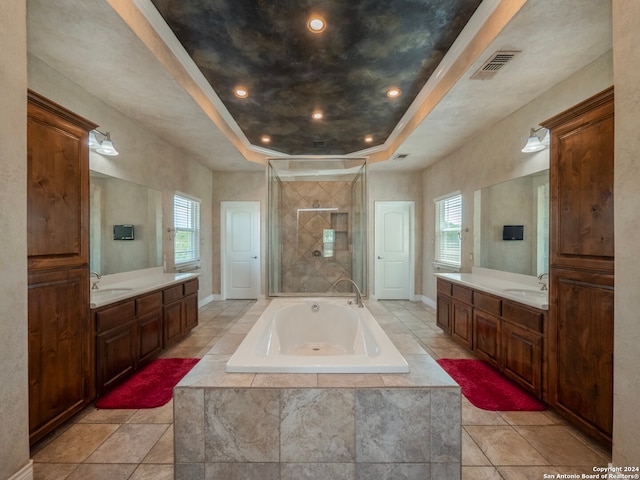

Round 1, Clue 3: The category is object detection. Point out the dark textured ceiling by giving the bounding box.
[150,0,482,156]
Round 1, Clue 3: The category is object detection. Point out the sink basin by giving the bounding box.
[503,288,547,298]
[92,287,134,296]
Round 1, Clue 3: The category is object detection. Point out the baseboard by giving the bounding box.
[419,295,437,309]
[9,461,33,480]
[198,293,219,308]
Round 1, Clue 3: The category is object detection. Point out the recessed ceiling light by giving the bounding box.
[261,135,271,143]
[307,15,326,33]
[386,87,401,98]
[364,135,373,143]
[234,87,249,98]
[311,111,323,120]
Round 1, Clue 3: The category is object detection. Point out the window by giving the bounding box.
[434,192,462,268]
[174,193,200,266]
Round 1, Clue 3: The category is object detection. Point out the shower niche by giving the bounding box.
[268,158,366,296]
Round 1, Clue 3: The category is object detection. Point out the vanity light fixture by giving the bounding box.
[307,15,326,33]
[521,127,548,153]
[89,129,119,156]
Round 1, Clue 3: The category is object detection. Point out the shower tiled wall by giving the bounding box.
[280,181,353,293]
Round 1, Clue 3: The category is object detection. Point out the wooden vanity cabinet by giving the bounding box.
[542,86,614,447]
[163,278,199,348]
[27,91,97,444]
[136,292,163,364]
[436,278,546,399]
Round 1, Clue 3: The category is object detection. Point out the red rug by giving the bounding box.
[436,358,546,411]
[95,358,199,409]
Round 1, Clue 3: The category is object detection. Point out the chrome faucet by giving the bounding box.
[332,277,364,307]
[90,271,102,290]
[537,272,549,291]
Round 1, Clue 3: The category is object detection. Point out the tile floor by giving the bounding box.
[31,299,611,480]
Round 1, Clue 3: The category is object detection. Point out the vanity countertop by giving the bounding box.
[90,268,200,308]
[436,269,548,310]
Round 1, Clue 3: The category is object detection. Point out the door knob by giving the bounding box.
[252,256,258,259]
[377,256,383,259]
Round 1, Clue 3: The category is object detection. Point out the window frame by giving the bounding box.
[434,191,463,269]
[173,192,201,267]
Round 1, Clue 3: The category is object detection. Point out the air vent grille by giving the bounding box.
[312,140,326,148]
[394,153,409,160]
[470,50,520,80]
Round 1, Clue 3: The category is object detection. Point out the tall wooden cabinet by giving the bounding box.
[27,91,97,444]
[542,86,614,447]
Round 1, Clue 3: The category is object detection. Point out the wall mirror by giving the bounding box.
[473,170,549,276]
[90,171,163,275]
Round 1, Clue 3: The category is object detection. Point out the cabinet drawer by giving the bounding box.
[452,284,473,305]
[95,301,136,333]
[474,291,501,316]
[136,291,162,316]
[163,284,184,304]
[184,278,199,296]
[502,301,544,333]
[437,279,452,296]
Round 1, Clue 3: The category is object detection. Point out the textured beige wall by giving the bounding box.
[421,51,613,301]
[28,56,215,301]
[612,0,640,464]
[368,171,423,297]
[0,1,31,478]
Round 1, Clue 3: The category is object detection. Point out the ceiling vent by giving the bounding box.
[393,153,409,160]
[312,140,326,148]
[470,50,520,80]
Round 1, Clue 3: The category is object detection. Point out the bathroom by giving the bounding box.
[3,0,640,479]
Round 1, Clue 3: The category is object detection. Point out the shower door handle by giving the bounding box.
[377,256,383,259]
[252,256,258,259]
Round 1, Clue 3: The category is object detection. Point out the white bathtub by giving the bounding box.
[225,298,409,373]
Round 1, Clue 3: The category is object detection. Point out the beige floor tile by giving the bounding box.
[85,423,169,464]
[65,463,137,480]
[208,334,246,354]
[174,334,217,348]
[160,346,208,358]
[33,423,120,463]
[462,466,504,479]
[462,429,491,466]
[465,425,549,466]
[142,426,174,464]
[462,398,508,426]
[128,401,174,424]
[32,462,78,480]
[130,464,174,480]
[514,425,611,466]
[499,410,562,426]
[76,407,137,424]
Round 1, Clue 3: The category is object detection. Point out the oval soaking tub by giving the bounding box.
[226,298,409,373]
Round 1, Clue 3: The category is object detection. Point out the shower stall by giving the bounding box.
[268,158,367,297]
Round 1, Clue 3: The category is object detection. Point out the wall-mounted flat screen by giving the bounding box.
[113,224,135,240]
[502,225,524,241]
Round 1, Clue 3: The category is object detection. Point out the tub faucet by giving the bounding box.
[332,278,364,307]
[537,272,549,291]
[90,271,102,290]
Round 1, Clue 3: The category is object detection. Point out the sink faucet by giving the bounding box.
[537,272,549,291]
[332,278,364,307]
[90,271,102,290]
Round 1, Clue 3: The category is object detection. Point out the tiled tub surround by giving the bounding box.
[90,267,200,308]
[436,267,549,310]
[174,300,462,480]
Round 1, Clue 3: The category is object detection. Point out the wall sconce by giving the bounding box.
[521,127,550,153]
[89,129,119,156]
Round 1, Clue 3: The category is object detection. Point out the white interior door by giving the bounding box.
[374,201,414,300]
[222,201,260,299]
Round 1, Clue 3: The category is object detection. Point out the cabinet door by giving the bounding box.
[183,294,199,332]
[164,301,184,347]
[138,311,163,365]
[436,293,452,334]
[28,267,90,441]
[96,322,137,395]
[550,267,613,440]
[451,300,473,349]
[502,321,543,397]
[473,310,500,368]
